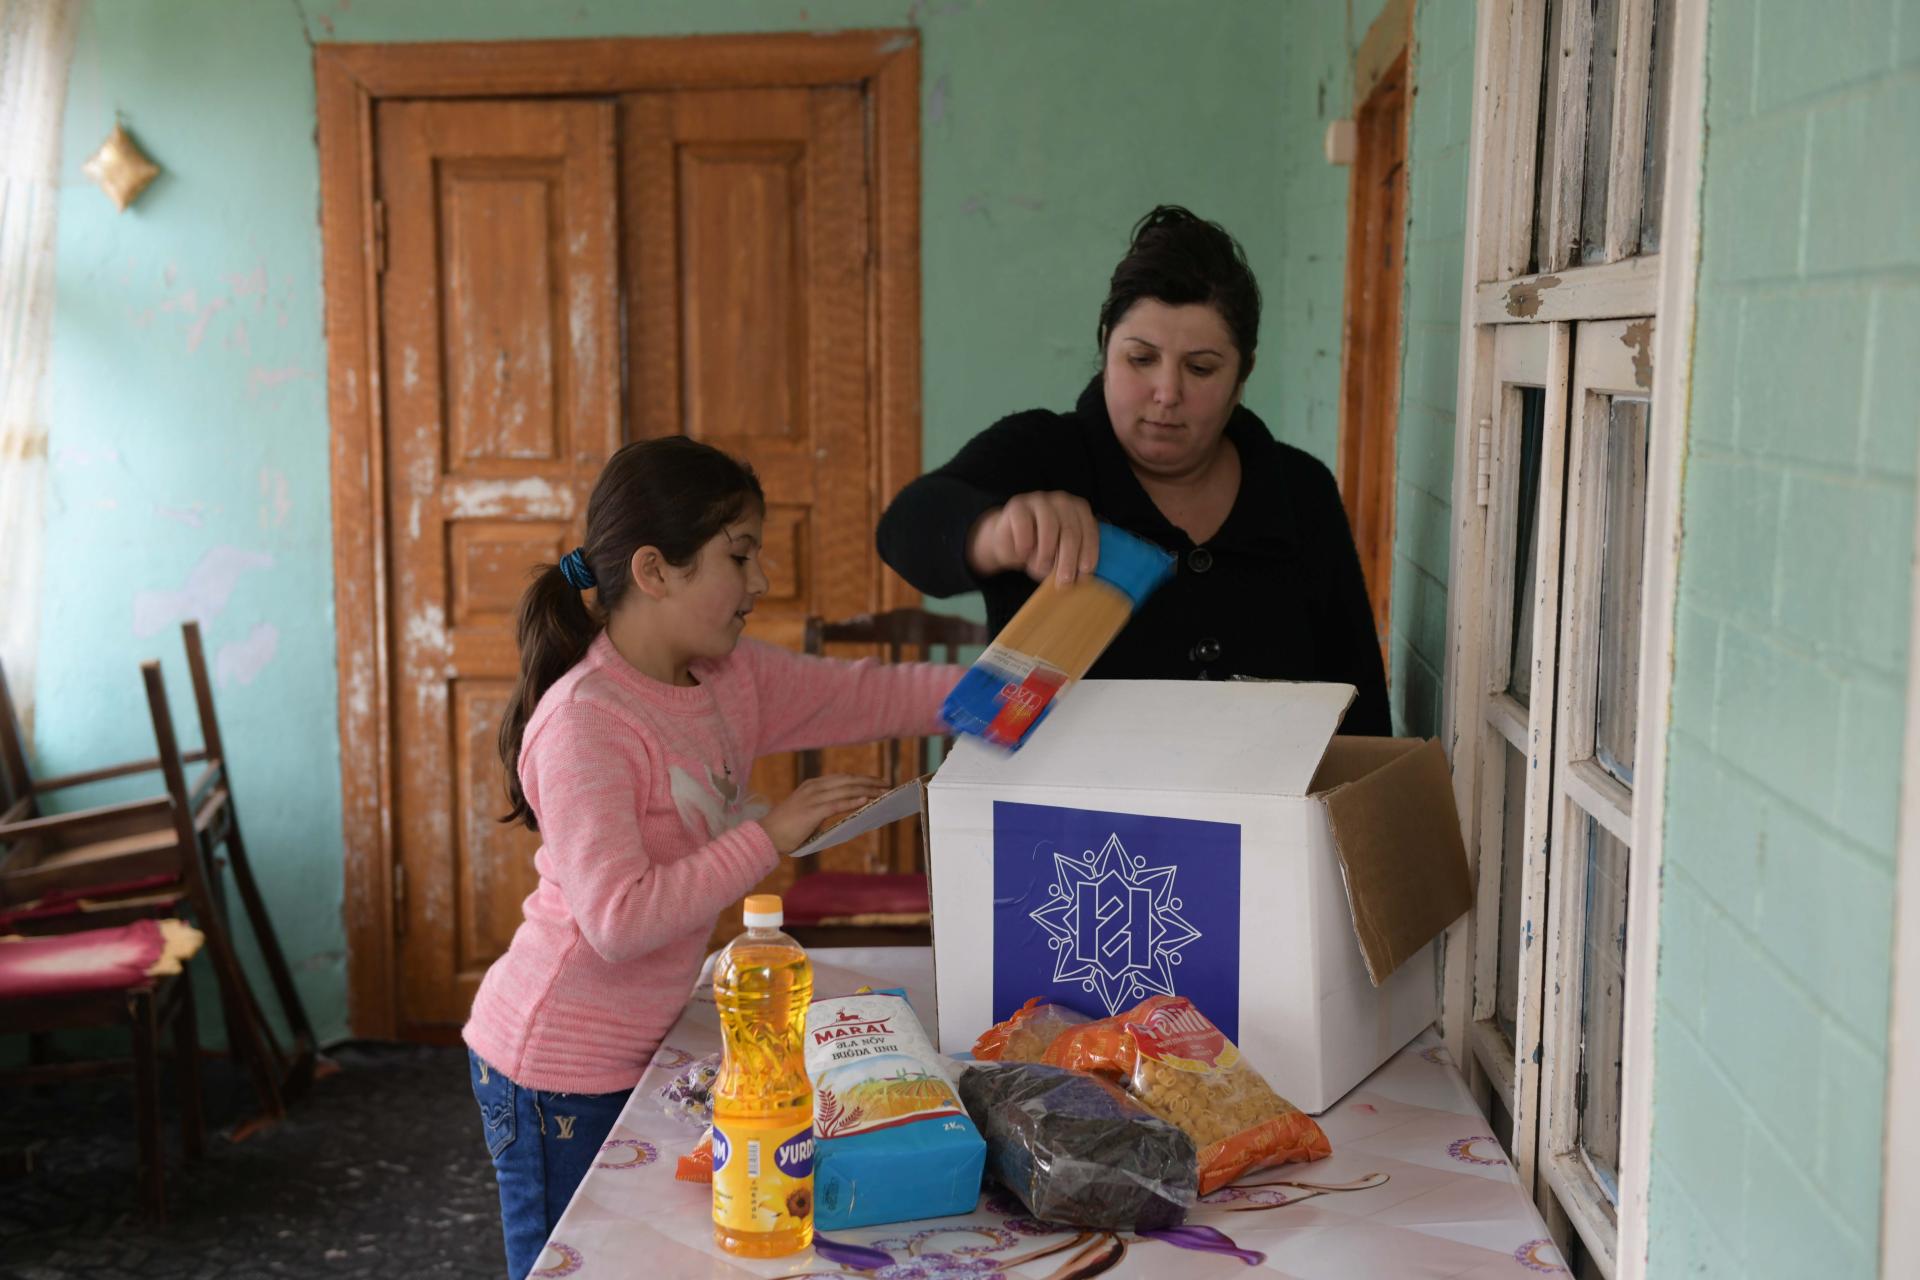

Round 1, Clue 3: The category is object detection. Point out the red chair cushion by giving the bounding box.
[783,872,930,925]
[0,919,165,999]
[0,872,182,930]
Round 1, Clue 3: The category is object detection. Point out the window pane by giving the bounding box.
[1577,814,1629,1201]
[1529,0,1564,274]
[1495,743,1528,1044]
[1639,0,1676,253]
[1594,397,1651,785]
[1507,387,1548,705]
[1579,0,1622,263]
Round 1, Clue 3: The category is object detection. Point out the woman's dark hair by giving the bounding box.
[498,436,763,829]
[1096,205,1262,380]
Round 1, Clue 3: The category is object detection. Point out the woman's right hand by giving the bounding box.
[965,491,1101,585]
[761,774,892,855]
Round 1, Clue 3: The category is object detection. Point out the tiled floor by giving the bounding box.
[0,1042,504,1279]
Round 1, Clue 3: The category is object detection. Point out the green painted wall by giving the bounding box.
[1264,0,1474,740]
[1267,0,1387,470]
[1648,1,1918,1274]
[1390,1,1475,740]
[40,0,1351,1044]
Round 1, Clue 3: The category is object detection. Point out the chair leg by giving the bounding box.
[130,988,166,1224]
[187,879,286,1122]
[220,820,319,1056]
[172,971,205,1161]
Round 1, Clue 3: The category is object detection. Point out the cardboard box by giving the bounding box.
[791,679,1473,1114]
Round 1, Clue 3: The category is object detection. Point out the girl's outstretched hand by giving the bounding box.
[762,773,891,854]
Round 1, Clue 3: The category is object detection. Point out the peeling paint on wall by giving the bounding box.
[216,622,280,687]
[131,545,274,637]
[258,467,291,528]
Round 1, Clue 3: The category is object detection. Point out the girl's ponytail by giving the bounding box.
[496,436,764,831]
[499,562,600,830]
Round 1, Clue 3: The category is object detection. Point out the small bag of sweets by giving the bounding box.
[958,1060,1196,1232]
[1043,995,1331,1194]
[675,1128,715,1183]
[971,997,1091,1063]
[653,1052,725,1183]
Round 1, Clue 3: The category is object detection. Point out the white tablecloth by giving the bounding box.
[536,947,1565,1278]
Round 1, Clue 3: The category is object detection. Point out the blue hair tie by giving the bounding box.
[559,547,597,590]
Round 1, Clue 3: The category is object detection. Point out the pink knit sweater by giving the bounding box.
[463,631,958,1094]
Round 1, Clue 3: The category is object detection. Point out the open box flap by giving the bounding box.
[932,678,1357,796]
[1321,737,1474,985]
[787,777,927,859]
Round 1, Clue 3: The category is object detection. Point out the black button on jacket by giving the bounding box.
[876,378,1392,736]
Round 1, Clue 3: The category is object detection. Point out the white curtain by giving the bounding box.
[0,0,76,732]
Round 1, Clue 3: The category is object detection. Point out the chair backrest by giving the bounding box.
[179,621,227,768]
[801,608,987,780]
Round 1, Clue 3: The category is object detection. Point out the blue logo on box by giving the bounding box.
[992,801,1241,1042]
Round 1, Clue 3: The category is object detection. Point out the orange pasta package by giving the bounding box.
[1043,995,1331,1194]
[971,997,1091,1063]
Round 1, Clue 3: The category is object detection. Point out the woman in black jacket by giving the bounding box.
[877,206,1390,736]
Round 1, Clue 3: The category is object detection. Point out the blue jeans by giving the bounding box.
[469,1050,630,1280]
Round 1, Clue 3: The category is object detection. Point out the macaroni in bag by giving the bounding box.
[1043,995,1331,1194]
[971,996,1091,1063]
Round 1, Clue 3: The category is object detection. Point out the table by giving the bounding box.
[536,948,1566,1278]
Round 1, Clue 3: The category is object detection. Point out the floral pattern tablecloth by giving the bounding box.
[534,947,1566,1279]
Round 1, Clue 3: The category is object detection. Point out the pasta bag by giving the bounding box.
[942,523,1175,751]
[1043,995,1331,1194]
[971,996,1091,1063]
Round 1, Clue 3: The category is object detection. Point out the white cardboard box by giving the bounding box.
[792,678,1473,1114]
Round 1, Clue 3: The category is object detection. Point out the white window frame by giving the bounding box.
[1538,317,1651,1271]
[1439,1,1707,1275]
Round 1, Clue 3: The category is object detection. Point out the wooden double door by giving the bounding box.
[331,38,920,1039]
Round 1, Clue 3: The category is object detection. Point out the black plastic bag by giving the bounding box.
[958,1060,1198,1232]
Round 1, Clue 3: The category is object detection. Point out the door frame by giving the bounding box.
[314,32,922,1038]
[1336,0,1414,666]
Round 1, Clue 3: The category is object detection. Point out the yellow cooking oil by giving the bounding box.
[712,894,816,1258]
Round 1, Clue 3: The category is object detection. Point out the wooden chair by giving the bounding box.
[787,609,986,949]
[0,918,205,1222]
[0,632,315,1121]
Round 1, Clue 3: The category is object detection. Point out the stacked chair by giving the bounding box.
[0,621,319,1213]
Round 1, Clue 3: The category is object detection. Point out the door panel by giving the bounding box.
[377,84,901,1031]
[622,87,894,927]
[377,98,621,1034]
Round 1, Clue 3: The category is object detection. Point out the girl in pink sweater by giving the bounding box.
[464,438,958,1279]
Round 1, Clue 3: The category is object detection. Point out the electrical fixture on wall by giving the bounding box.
[82,121,160,212]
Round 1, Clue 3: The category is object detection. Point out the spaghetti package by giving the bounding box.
[805,990,986,1230]
[959,1060,1197,1231]
[971,996,1091,1063]
[941,524,1175,750]
[1043,995,1331,1194]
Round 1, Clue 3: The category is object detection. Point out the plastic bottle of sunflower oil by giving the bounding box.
[712,894,815,1257]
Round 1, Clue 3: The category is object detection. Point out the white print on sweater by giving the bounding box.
[669,761,768,840]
